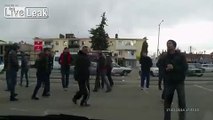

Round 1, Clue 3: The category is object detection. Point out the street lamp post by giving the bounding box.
[157,20,164,57]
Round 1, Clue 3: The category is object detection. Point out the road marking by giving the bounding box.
[10,108,28,112]
[194,85,213,92]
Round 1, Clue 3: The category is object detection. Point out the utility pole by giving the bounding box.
[157,20,164,57]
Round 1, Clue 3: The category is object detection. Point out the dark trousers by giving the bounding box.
[141,71,150,88]
[94,71,101,90]
[32,72,47,97]
[164,82,186,120]
[6,70,10,90]
[158,72,163,88]
[106,67,113,86]
[43,74,50,95]
[73,80,90,104]
[61,68,70,88]
[8,69,17,99]
[20,68,29,86]
[100,70,111,91]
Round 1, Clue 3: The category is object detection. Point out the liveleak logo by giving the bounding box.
[4,6,49,19]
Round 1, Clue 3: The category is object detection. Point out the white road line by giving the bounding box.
[10,108,28,112]
[194,85,213,92]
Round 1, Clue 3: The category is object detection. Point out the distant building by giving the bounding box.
[185,53,213,64]
[40,33,146,67]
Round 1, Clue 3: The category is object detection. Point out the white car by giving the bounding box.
[0,63,4,72]
[111,63,132,76]
[138,66,159,77]
[150,66,159,77]
[201,64,213,72]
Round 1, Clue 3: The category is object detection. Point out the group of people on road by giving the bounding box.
[139,40,188,120]
[3,44,113,107]
[72,46,113,107]
[3,40,187,119]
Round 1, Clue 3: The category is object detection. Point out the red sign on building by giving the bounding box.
[34,39,43,52]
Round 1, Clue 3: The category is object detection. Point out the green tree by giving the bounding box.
[89,12,109,50]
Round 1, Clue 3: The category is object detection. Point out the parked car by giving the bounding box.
[111,63,132,76]
[138,66,159,77]
[201,64,213,72]
[186,63,203,77]
[0,63,4,72]
[70,62,132,76]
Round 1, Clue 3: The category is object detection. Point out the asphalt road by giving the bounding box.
[0,68,213,120]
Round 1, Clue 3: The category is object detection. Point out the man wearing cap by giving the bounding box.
[161,40,188,120]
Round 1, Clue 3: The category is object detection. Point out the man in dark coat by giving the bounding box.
[72,46,91,107]
[161,40,188,120]
[139,52,153,90]
[7,43,20,101]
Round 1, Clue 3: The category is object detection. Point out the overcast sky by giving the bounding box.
[0,0,213,55]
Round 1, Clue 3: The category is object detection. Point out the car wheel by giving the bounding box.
[121,71,128,76]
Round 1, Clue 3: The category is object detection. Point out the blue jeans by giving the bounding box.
[20,68,29,86]
[164,82,186,120]
[61,68,70,88]
[8,69,17,98]
[100,70,111,91]
[141,71,150,88]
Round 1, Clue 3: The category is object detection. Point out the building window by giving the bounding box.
[82,41,85,46]
[55,41,59,46]
[63,41,68,46]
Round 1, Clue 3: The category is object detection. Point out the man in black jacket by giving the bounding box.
[7,43,20,101]
[73,46,91,107]
[32,51,49,100]
[161,40,188,120]
[139,52,153,90]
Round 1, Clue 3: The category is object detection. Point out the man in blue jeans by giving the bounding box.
[139,52,153,90]
[161,40,188,120]
[59,47,72,91]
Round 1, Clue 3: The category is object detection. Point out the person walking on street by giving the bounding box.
[59,47,72,91]
[93,57,101,92]
[20,52,29,87]
[157,54,166,100]
[106,54,113,87]
[162,40,188,120]
[43,48,53,96]
[3,47,11,91]
[72,46,91,107]
[7,43,20,101]
[139,52,153,90]
[32,51,50,100]
[98,52,111,92]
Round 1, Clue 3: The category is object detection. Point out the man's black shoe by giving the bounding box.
[32,96,39,100]
[42,94,50,97]
[10,98,18,101]
[14,93,18,97]
[93,89,98,92]
[80,102,90,107]
[72,98,77,104]
[105,89,111,93]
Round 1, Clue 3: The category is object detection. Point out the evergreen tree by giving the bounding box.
[89,12,109,50]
